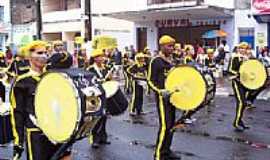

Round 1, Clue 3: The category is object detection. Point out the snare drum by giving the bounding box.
[35,68,106,143]
[102,80,128,116]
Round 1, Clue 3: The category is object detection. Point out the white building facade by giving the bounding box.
[105,0,269,54]
[0,0,11,51]
[41,0,133,53]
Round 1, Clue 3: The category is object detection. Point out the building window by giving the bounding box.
[235,0,251,10]
[0,6,4,22]
[147,0,203,5]
[239,28,254,49]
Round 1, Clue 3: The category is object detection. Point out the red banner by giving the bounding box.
[252,0,270,14]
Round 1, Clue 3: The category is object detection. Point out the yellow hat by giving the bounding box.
[207,48,214,54]
[0,51,5,58]
[184,45,193,51]
[18,46,29,57]
[175,43,181,49]
[53,40,64,47]
[135,52,145,60]
[238,42,249,49]
[159,35,175,45]
[143,46,150,53]
[91,49,104,58]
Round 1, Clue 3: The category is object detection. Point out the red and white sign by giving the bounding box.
[252,0,270,14]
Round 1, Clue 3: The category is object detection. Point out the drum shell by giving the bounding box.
[0,114,13,144]
[106,89,128,116]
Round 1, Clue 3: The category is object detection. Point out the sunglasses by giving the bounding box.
[36,51,47,55]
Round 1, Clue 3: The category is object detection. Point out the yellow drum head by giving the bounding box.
[35,73,80,143]
[165,66,207,111]
[239,60,267,90]
[102,81,119,98]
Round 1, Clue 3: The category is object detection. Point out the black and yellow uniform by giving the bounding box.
[183,55,194,64]
[10,70,69,160]
[228,53,249,129]
[7,57,30,78]
[46,51,73,70]
[127,62,147,115]
[122,55,133,94]
[148,55,175,160]
[87,64,110,146]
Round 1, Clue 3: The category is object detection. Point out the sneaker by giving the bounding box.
[129,112,136,116]
[91,142,100,149]
[184,118,193,124]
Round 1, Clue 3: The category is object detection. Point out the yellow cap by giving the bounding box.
[53,40,64,47]
[18,46,29,57]
[175,43,181,49]
[159,35,175,45]
[135,52,145,60]
[184,45,193,51]
[143,46,150,53]
[0,51,5,58]
[26,40,47,57]
[238,42,249,49]
[91,49,104,58]
[207,48,214,54]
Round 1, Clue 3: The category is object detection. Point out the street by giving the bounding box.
[1,78,270,160]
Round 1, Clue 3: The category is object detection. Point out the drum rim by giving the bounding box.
[165,64,208,110]
[34,71,82,143]
[239,59,268,90]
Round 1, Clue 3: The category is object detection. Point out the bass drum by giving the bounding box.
[165,65,207,111]
[35,68,105,143]
[202,71,216,105]
[102,81,128,116]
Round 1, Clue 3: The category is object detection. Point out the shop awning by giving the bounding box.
[253,14,270,23]
[202,29,227,39]
[103,5,233,22]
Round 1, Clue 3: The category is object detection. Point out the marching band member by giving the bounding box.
[196,49,209,66]
[148,35,180,160]
[87,49,111,149]
[183,45,194,65]
[7,46,30,79]
[172,43,183,65]
[206,49,216,68]
[127,53,148,116]
[46,40,73,70]
[122,52,133,94]
[10,40,71,160]
[228,42,251,132]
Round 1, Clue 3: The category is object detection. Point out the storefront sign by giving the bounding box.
[257,32,267,46]
[252,0,270,14]
[155,19,227,28]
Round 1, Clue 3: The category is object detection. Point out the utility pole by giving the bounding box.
[85,0,92,41]
[36,0,42,40]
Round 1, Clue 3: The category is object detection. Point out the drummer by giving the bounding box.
[10,40,71,160]
[183,45,195,65]
[148,35,181,160]
[6,46,30,80]
[172,43,183,64]
[122,51,133,94]
[228,42,251,132]
[87,49,111,148]
[127,52,148,116]
[46,40,73,70]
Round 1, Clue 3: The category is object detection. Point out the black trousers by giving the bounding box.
[91,115,107,143]
[179,104,204,121]
[246,86,264,103]
[26,128,70,160]
[123,69,131,93]
[154,94,175,160]
[232,80,248,127]
[130,81,143,114]
[0,81,5,102]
